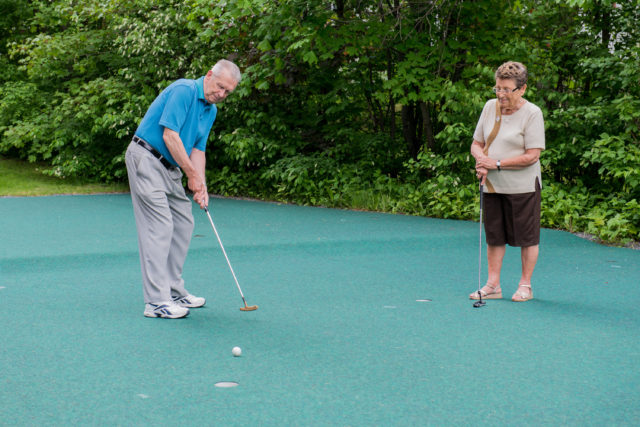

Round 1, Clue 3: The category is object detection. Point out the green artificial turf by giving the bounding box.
[1,194,639,426]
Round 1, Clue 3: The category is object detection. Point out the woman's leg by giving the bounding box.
[487,244,506,290]
[470,244,506,298]
[513,244,538,300]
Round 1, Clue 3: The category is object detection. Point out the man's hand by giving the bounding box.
[200,190,209,209]
[188,175,208,209]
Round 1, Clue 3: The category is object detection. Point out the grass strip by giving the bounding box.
[0,156,129,197]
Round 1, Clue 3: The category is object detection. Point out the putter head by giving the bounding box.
[473,300,486,308]
[240,305,258,311]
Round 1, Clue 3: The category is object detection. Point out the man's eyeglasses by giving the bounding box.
[493,87,520,94]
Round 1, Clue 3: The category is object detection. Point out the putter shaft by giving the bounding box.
[204,207,258,311]
[475,183,486,308]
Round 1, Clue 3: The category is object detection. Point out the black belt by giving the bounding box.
[132,136,177,170]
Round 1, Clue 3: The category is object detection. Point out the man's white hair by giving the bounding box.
[211,59,241,83]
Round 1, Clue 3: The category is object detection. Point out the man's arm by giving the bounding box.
[163,127,207,208]
[190,148,208,208]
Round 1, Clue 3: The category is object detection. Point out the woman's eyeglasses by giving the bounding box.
[493,87,520,94]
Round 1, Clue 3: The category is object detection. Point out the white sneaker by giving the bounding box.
[172,294,206,308]
[144,301,190,319]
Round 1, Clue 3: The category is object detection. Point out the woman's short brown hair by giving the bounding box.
[495,61,528,88]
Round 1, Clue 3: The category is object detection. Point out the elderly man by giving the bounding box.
[125,59,241,318]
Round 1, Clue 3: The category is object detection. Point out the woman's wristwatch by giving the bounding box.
[496,160,501,171]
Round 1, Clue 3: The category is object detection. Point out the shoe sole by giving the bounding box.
[144,311,189,319]
[469,293,502,300]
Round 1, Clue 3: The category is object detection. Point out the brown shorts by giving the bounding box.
[483,179,541,247]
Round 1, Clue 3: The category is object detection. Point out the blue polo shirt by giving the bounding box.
[134,76,217,166]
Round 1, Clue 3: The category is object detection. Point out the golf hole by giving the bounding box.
[215,381,239,388]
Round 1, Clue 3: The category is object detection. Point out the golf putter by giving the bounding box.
[474,183,486,308]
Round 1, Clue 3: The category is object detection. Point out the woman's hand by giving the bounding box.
[475,155,498,170]
[475,165,488,184]
[471,139,490,184]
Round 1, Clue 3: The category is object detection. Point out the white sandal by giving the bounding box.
[469,284,502,300]
[512,284,533,302]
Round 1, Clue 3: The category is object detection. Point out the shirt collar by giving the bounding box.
[195,76,209,104]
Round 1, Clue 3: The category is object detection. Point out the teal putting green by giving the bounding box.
[0,194,639,426]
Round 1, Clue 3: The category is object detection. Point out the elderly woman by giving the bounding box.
[469,61,545,302]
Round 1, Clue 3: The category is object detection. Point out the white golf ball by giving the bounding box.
[232,346,242,357]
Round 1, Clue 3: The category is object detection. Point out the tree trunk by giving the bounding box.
[420,101,435,151]
[335,0,345,19]
[387,48,396,143]
[600,8,611,48]
[402,103,422,159]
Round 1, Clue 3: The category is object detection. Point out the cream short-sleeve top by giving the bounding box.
[473,98,545,194]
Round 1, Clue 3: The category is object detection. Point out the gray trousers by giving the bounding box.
[125,142,193,303]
